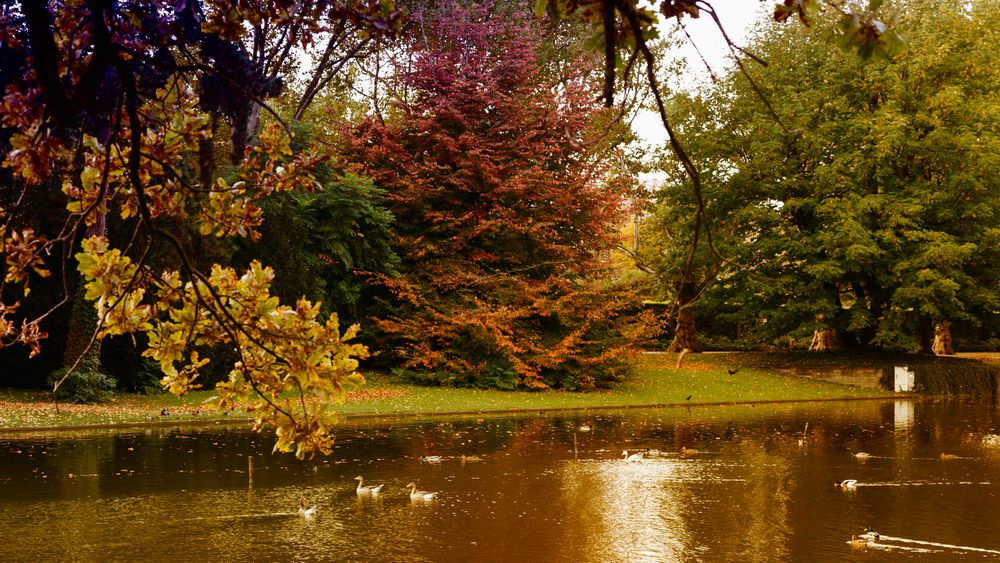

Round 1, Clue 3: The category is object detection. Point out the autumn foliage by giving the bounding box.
[344,4,654,389]
[0,1,403,457]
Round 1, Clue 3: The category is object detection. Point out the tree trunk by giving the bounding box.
[932,322,954,355]
[231,100,262,164]
[62,282,102,375]
[808,314,838,351]
[918,314,934,354]
[668,305,701,353]
[57,216,106,395]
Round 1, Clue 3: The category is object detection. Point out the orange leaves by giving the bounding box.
[0,221,52,356]
[2,226,50,293]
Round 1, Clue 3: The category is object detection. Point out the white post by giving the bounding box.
[894,366,915,392]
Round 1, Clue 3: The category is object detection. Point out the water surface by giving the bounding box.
[2,399,1000,561]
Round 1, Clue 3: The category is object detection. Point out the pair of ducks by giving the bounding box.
[297,477,436,518]
[356,475,438,501]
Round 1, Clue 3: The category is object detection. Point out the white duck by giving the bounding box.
[834,479,858,490]
[406,482,438,501]
[622,450,644,462]
[298,496,317,519]
[355,475,384,495]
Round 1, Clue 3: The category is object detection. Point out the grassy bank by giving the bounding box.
[0,352,898,430]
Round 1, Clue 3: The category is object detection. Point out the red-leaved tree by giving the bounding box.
[344,2,656,390]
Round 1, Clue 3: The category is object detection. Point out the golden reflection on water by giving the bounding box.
[559,457,689,561]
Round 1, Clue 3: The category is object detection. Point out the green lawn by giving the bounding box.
[0,352,895,430]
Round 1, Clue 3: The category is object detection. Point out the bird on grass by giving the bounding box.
[685,395,692,401]
[355,475,384,495]
[622,450,645,462]
[727,368,740,375]
[406,483,438,502]
[298,496,317,519]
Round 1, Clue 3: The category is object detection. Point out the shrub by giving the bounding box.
[48,367,116,403]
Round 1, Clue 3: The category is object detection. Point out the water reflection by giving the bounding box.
[2,400,1000,561]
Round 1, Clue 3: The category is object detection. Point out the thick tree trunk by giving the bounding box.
[932,322,954,355]
[231,100,262,164]
[668,305,701,353]
[808,314,838,351]
[62,282,102,375]
[57,216,107,396]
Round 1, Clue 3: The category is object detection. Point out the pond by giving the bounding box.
[2,399,1000,562]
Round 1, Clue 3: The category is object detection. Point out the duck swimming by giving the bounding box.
[622,450,644,462]
[355,475,384,495]
[406,482,437,502]
[834,479,858,490]
[298,496,317,519]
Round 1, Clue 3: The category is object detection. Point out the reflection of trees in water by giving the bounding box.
[738,442,793,562]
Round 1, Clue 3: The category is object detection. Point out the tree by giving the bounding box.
[0,0,402,457]
[238,168,399,325]
[343,2,654,389]
[654,0,1000,352]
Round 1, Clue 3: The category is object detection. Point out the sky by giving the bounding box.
[632,1,772,148]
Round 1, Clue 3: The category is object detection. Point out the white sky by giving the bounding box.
[632,1,771,148]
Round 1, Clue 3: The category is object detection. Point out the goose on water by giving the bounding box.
[834,479,858,490]
[861,528,880,542]
[406,482,438,501]
[298,496,317,519]
[622,450,644,462]
[854,452,872,460]
[355,475,384,495]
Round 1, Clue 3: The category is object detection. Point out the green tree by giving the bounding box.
[653,0,1000,352]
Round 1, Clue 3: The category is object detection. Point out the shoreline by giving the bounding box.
[5,350,995,434]
[0,393,918,435]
